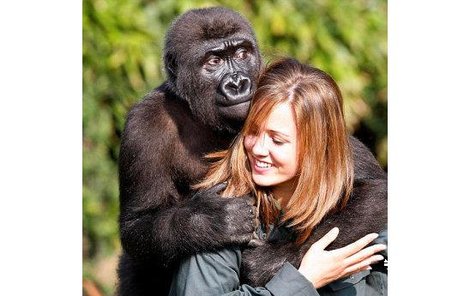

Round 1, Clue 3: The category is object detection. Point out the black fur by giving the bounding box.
[240,136,387,287]
[117,7,261,296]
[117,6,387,296]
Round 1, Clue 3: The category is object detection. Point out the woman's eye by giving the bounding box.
[272,139,284,145]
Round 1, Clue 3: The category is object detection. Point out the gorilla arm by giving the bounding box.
[118,91,255,266]
[241,136,388,286]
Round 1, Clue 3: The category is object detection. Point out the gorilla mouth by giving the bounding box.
[217,99,251,122]
[217,95,252,107]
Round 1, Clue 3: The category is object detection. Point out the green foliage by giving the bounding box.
[83,0,387,294]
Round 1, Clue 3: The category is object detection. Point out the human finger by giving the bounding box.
[333,233,379,257]
[344,244,386,267]
[312,227,339,250]
[341,265,372,280]
[343,254,385,275]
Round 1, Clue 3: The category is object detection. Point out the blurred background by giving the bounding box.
[83,0,387,294]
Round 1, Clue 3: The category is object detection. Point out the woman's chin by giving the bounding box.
[252,175,275,187]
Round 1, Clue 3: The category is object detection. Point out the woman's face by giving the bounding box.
[244,102,299,191]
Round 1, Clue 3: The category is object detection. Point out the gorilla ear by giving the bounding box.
[165,52,177,80]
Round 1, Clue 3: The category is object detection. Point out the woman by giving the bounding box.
[169,58,387,296]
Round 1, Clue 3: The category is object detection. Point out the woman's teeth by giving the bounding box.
[256,160,272,168]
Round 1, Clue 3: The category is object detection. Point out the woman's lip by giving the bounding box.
[251,158,273,174]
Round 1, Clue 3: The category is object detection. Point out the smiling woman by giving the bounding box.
[244,102,299,197]
[200,57,354,244]
[183,57,387,296]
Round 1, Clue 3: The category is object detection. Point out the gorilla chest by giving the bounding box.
[172,128,231,184]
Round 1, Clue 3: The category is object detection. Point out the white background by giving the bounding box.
[1,0,469,294]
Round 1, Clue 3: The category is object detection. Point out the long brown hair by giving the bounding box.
[195,57,354,244]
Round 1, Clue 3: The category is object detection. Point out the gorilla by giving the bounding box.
[117,6,387,296]
[117,7,261,296]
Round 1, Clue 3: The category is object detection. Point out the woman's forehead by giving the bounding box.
[263,103,297,136]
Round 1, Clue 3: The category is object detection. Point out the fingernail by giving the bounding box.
[375,255,384,261]
[367,266,372,270]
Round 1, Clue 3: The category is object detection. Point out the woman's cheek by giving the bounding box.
[243,135,255,150]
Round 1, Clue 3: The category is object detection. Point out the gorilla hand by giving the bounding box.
[191,184,257,246]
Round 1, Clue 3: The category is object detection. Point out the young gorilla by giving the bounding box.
[117,6,387,296]
[117,7,262,296]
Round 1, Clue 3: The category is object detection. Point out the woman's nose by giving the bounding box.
[252,134,268,156]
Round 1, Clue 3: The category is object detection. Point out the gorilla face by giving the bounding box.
[164,7,261,134]
[202,39,259,127]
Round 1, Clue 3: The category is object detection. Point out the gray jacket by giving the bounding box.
[168,229,387,296]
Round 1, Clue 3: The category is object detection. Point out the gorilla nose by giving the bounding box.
[219,72,252,104]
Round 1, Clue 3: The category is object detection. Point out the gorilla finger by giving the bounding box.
[208,183,227,195]
[241,194,256,206]
[243,220,255,232]
[193,183,227,200]
[226,198,247,212]
[241,205,256,220]
[247,238,265,248]
[231,233,253,245]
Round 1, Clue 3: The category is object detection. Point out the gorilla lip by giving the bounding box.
[216,96,252,107]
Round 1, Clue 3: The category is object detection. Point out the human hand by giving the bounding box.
[298,227,386,288]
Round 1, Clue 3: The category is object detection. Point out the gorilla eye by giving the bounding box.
[235,48,248,60]
[206,56,224,67]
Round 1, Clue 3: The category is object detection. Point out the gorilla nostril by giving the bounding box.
[239,78,250,93]
[219,72,252,101]
[224,81,239,94]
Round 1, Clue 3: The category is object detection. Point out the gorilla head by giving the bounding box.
[164,7,262,134]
